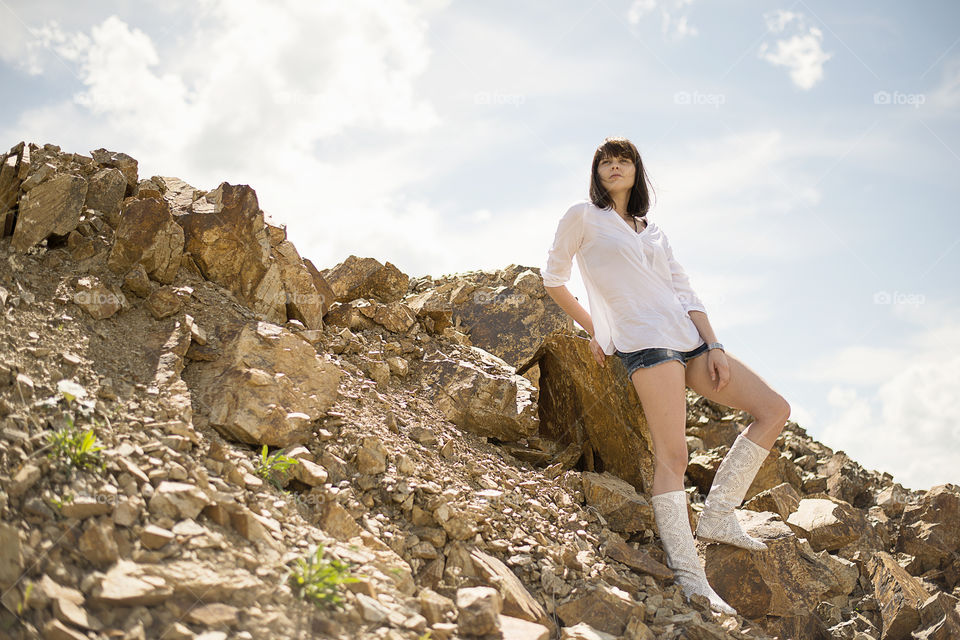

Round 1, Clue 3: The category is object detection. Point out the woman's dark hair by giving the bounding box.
[589,136,655,221]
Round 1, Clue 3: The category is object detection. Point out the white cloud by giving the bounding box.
[817,352,960,491]
[627,0,699,40]
[758,10,833,90]
[927,56,960,115]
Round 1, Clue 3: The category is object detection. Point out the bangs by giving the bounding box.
[596,137,638,163]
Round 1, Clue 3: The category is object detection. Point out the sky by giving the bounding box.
[1,0,958,492]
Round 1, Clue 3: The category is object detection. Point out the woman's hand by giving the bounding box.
[589,336,607,368]
[708,348,730,391]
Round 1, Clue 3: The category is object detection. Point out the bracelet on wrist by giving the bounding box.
[707,342,724,352]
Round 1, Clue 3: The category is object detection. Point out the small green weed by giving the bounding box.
[255,444,299,489]
[45,415,105,473]
[288,544,360,608]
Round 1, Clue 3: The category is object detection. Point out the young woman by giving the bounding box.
[541,136,791,616]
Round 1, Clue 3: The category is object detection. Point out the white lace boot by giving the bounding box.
[695,432,770,550]
[651,490,737,615]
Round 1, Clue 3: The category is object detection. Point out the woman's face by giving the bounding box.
[597,153,636,193]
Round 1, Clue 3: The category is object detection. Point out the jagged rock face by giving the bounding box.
[420,343,539,441]
[868,551,933,640]
[184,320,341,446]
[705,510,854,632]
[107,197,184,284]
[12,174,88,253]
[406,264,572,370]
[526,332,656,494]
[896,484,960,590]
[323,254,409,304]
[177,182,286,323]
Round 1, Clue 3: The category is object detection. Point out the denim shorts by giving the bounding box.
[614,341,709,381]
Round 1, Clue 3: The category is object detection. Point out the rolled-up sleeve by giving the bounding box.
[541,203,585,288]
[663,232,707,314]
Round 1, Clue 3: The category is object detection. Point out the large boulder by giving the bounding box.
[11,173,87,252]
[520,332,655,493]
[84,167,127,218]
[420,343,538,441]
[405,265,571,369]
[177,182,286,323]
[91,148,138,195]
[107,197,184,284]
[785,496,866,552]
[271,240,327,329]
[704,510,854,632]
[323,255,408,304]
[895,484,960,589]
[184,321,341,447]
[868,550,932,640]
[581,471,655,534]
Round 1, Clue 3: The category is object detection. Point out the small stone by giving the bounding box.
[140,524,174,550]
[145,287,182,319]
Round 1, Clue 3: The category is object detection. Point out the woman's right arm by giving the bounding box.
[541,203,595,337]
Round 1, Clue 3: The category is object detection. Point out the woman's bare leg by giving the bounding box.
[628,360,689,495]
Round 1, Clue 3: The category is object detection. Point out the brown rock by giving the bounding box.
[456,586,502,636]
[84,167,127,217]
[555,583,644,637]
[302,257,335,315]
[73,276,123,320]
[0,522,22,589]
[705,510,848,620]
[469,548,552,629]
[91,148,138,194]
[60,496,112,519]
[107,197,183,283]
[318,501,362,540]
[178,182,286,323]
[272,240,326,329]
[896,484,960,589]
[420,588,456,625]
[148,481,210,519]
[0,152,21,236]
[12,173,87,252]
[601,534,672,580]
[323,254,409,303]
[91,559,173,606]
[500,614,550,640]
[122,264,153,297]
[868,550,931,640]
[521,333,655,493]
[786,497,865,551]
[185,321,341,447]
[744,482,801,521]
[409,266,572,369]
[582,471,655,534]
[8,463,42,498]
[145,287,182,319]
[140,524,174,549]
[77,520,119,568]
[185,602,239,627]
[421,344,538,441]
[41,619,87,640]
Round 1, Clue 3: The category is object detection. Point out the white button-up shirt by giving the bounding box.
[541,200,707,356]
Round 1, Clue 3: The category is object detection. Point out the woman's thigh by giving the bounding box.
[629,360,688,458]
[683,350,790,422]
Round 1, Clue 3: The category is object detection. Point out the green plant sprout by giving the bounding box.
[287,544,360,608]
[45,415,105,473]
[255,444,299,489]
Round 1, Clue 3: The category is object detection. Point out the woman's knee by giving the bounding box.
[757,394,790,427]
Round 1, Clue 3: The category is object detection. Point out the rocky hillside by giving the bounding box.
[0,140,957,640]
